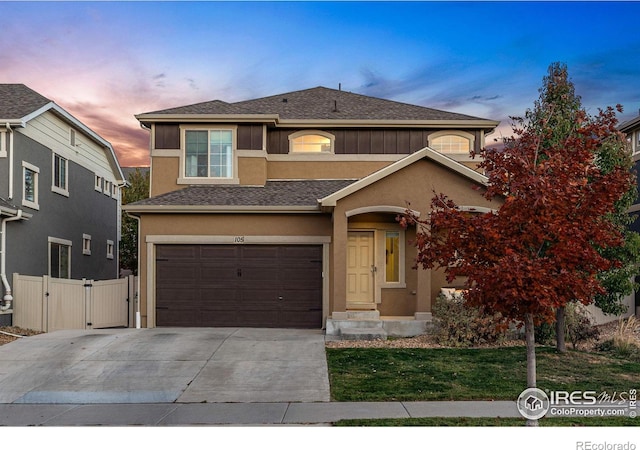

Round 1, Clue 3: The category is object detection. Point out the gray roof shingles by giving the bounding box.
[129,180,356,209]
[142,86,488,122]
[0,84,51,119]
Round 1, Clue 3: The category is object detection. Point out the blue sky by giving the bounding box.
[2,1,639,166]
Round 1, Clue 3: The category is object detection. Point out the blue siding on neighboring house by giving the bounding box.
[4,131,119,281]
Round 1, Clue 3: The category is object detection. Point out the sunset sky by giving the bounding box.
[2,1,639,167]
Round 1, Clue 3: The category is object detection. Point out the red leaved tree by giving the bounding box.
[401,66,634,426]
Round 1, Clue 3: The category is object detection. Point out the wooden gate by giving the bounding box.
[13,274,135,332]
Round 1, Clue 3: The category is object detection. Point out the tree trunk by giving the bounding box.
[556,306,566,353]
[525,312,539,427]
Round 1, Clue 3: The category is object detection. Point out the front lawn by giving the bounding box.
[335,416,638,426]
[326,346,640,402]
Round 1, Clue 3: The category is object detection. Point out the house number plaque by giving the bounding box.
[234,236,245,244]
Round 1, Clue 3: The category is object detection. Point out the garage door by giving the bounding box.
[155,244,323,328]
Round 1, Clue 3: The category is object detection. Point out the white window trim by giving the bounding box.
[0,130,6,158]
[178,125,239,185]
[288,130,335,154]
[22,161,40,210]
[48,237,72,279]
[106,239,114,260]
[69,128,76,147]
[103,180,111,196]
[52,153,69,197]
[95,175,103,192]
[428,130,476,159]
[82,234,92,256]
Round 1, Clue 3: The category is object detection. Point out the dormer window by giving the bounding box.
[429,131,475,155]
[289,131,334,153]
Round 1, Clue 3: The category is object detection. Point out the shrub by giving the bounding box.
[535,303,600,349]
[565,304,600,350]
[431,294,508,347]
[598,316,640,361]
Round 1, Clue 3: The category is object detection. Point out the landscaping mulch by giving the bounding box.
[0,326,42,346]
[325,318,640,350]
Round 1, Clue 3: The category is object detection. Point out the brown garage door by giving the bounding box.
[155,244,323,328]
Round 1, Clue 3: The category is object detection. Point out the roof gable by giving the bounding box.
[320,147,488,207]
[0,83,124,182]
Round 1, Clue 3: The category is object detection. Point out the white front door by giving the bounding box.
[346,231,375,307]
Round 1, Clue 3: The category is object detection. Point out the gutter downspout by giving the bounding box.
[1,210,23,310]
[126,212,142,329]
[6,123,14,200]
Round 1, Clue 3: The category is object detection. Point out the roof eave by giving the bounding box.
[620,116,640,132]
[0,206,33,219]
[122,204,322,214]
[135,113,280,124]
[277,119,500,129]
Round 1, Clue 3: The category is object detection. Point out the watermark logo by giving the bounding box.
[517,387,550,420]
[517,388,637,419]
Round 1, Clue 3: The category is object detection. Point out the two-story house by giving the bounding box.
[125,86,499,336]
[0,84,125,325]
[619,112,640,318]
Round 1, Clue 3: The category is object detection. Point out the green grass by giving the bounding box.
[334,417,639,427]
[326,346,640,402]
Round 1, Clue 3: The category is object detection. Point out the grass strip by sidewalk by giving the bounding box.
[334,416,638,427]
[326,346,640,402]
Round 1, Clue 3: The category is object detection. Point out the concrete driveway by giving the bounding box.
[0,328,330,404]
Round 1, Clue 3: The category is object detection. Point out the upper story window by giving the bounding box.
[289,131,334,153]
[428,131,475,155]
[52,154,69,196]
[95,175,103,192]
[185,129,234,178]
[22,161,39,210]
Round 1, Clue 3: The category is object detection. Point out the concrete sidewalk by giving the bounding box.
[0,401,520,426]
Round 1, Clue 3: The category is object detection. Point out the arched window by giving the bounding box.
[289,131,334,153]
[429,131,474,154]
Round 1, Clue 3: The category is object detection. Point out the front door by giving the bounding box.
[346,231,375,308]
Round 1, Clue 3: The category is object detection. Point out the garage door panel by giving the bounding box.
[157,245,199,260]
[199,265,238,282]
[157,264,200,282]
[156,244,322,328]
[200,288,240,304]
[200,246,239,260]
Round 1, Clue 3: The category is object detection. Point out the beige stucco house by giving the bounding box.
[124,86,500,336]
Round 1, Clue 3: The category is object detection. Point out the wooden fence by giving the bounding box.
[12,274,137,332]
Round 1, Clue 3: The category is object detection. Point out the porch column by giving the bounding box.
[331,209,348,319]
[415,266,433,320]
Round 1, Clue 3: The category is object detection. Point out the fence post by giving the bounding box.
[84,278,93,330]
[42,275,49,333]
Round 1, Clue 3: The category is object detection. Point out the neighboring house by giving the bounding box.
[0,84,125,325]
[620,112,640,231]
[619,112,640,318]
[124,86,499,334]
